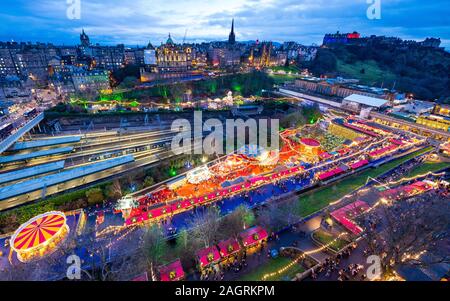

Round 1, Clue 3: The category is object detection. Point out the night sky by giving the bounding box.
[1,0,449,48]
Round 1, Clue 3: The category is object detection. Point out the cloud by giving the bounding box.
[0,0,448,48]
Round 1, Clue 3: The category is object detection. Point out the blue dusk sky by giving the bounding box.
[0,0,449,48]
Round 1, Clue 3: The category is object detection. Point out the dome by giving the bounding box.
[166,33,174,45]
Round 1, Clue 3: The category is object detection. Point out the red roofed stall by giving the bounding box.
[217,238,241,260]
[159,259,185,281]
[318,167,344,181]
[330,201,369,235]
[350,159,369,170]
[197,246,221,269]
[239,226,268,249]
[132,272,148,281]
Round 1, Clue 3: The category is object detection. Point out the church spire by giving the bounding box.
[228,19,236,45]
[80,29,90,47]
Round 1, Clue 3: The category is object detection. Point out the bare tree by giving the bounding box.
[361,191,450,277]
[256,198,299,232]
[219,205,255,240]
[105,179,123,200]
[188,206,221,248]
[140,224,167,280]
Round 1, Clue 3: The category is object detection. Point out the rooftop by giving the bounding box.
[344,94,388,108]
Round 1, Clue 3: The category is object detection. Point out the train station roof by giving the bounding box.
[0,161,65,184]
[0,155,134,200]
[0,147,73,164]
[344,94,388,108]
[10,136,81,151]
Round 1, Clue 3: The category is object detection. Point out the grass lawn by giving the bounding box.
[297,147,432,217]
[404,162,450,178]
[312,229,349,252]
[239,256,305,281]
[336,59,396,86]
[269,66,301,73]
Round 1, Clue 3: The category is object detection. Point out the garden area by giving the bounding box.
[312,229,350,253]
[124,71,275,102]
[239,256,305,281]
[403,161,450,178]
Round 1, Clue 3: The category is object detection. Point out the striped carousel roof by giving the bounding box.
[11,211,67,251]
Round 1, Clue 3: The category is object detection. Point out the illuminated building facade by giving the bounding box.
[433,104,450,118]
[416,115,450,132]
[71,69,110,92]
[156,34,192,73]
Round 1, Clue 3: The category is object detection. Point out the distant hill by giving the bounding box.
[302,43,450,103]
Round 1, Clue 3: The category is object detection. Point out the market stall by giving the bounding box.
[239,226,268,253]
[217,238,241,263]
[159,259,185,281]
[330,201,369,235]
[197,246,221,270]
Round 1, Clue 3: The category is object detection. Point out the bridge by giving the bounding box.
[0,112,45,154]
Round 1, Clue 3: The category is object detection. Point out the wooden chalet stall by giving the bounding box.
[238,226,268,254]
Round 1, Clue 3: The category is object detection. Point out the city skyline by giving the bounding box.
[1,0,449,49]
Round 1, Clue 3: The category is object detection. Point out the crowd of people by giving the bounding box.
[310,242,361,281]
[199,245,269,281]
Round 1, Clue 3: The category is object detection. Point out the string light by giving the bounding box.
[374,171,445,188]
[401,250,427,262]
[261,233,347,281]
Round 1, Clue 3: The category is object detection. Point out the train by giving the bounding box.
[0,122,13,139]
[23,108,37,118]
[88,141,171,162]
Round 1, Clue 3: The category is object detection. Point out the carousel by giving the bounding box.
[210,154,250,178]
[115,195,139,219]
[10,211,69,263]
[299,138,321,156]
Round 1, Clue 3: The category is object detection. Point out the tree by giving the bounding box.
[360,191,449,278]
[141,225,167,280]
[310,49,337,76]
[143,176,155,188]
[174,229,201,270]
[118,76,139,89]
[104,179,123,200]
[256,197,300,232]
[220,205,255,240]
[188,206,221,248]
[85,188,104,205]
[110,64,140,88]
